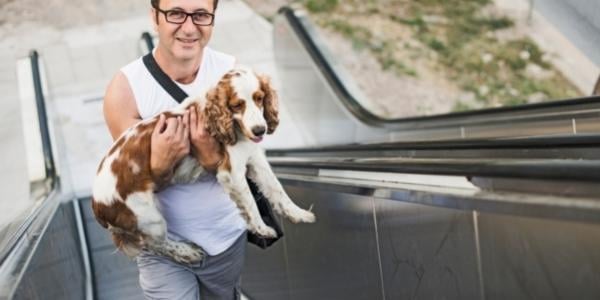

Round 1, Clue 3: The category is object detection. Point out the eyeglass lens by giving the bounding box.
[166,11,213,25]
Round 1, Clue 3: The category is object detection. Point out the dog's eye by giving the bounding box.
[232,102,243,110]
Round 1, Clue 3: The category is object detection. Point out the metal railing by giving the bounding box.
[0,50,61,290]
[141,31,155,52]
[29,50,57,187]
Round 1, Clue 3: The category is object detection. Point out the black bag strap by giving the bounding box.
[142,53,189,103]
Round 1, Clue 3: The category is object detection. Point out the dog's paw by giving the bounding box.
[291,209,316,223]
[173,242,206,265]
[253,224,278,238]
[187,244,206,263]
[286,205,316,223]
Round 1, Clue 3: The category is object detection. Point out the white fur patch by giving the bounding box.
[129,161,141,174]
[231,72,266,131]
[92,151,120,205]
[125,192,165,238]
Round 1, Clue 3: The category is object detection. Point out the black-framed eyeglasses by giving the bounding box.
[153,6,215,26]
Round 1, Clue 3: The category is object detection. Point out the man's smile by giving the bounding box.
[176,37,199,44]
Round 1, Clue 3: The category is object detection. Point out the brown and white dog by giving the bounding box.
[92,67,315,264]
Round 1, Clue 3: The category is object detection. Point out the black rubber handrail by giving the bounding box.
[277,6,600,130]
[141,31,155,52]
[30,50,57,186]
[269,156,600,183]
[267,134,600,155]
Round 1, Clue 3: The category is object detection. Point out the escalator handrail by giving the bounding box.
[141,31,155,52]
[30,50,57,186]
[277,6,600,130]
[267,133,600,154]
[0,50,60,266]
[268,156,600,183]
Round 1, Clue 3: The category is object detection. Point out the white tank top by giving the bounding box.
[121,47,246,255]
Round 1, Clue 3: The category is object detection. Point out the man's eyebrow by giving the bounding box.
[169,6,210,12]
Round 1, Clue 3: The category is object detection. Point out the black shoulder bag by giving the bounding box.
[142,53,283,249]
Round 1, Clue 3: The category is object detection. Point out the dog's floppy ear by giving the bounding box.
[205,79,237,145]
[258,75,279,134]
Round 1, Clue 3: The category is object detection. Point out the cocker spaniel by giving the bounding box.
[92,67,315,264]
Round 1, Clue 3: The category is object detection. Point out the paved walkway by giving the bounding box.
[496,0,599,95]
[535,0,600,69]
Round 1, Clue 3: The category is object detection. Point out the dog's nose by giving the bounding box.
[252,126,266,137]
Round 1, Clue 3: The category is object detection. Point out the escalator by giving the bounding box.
[3,5,600,300]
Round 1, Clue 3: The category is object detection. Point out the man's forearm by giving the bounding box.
[198,152,223,171]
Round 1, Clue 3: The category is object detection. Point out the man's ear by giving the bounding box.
[150,9,159,32]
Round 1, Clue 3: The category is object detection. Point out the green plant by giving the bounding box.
[323,18,418,77]
[308,0,582,112]
[304,0,338,13]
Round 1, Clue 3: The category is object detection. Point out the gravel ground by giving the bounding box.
[243,0,463,118]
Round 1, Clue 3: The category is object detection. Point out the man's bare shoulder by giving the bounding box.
[105,71,133,97]
[103,71,141,139]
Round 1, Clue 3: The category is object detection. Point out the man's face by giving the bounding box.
[152,0,214,61]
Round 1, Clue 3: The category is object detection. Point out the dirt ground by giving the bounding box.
[243,0,470,117]
[241,0,290,20]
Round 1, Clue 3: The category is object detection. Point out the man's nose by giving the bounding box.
[251,126,266,137]
[181,15,197,30]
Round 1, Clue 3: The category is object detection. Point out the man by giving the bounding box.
[103,0,247,298]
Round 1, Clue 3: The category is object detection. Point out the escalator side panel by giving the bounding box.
[479,213,600,299]
[242,231,291,299]
[374,198,481,299]
[281,187,384,300]
[79,198,144,300]
[12,204,85,300]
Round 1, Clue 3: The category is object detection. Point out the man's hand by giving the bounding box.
[150,112,190,181]
[189,105,223,171]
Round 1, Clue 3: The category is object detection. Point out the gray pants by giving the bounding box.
[137,232,246,300]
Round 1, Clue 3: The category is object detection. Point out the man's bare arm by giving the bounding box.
[103,72,190,182]
[103,71,141,139]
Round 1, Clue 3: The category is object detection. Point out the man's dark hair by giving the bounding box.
[151,0,220,11]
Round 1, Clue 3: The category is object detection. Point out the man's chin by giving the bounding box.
[173,46,201,60]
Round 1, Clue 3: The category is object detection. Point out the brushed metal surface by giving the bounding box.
[242,228,291,300]
[478,213,600,299]
[282,186,384,300]
[374,198,481,299]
